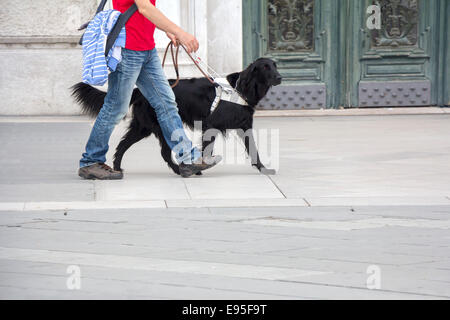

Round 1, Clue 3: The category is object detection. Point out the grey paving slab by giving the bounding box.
[2,115,450,204]
[259,115,450,200]
[183,175,284,200]
[350,205,450,219]
[413,260,450,271]
[0,203,24,211]
[305,196,450,207]
[1,116,450,299]
[1,206,449,299]
[0,260,441,300]
[240,217,450,231]
[0,183,94,202]
[0,122,91,184]
[208,206,358,220]
[94,175,190,201]
[0,271,301,300]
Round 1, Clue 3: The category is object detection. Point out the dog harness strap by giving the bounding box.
[210,78,248,114]
[159,42,248,113]
[210,86,223,113]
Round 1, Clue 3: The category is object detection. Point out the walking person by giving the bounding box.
[78,0,221,180]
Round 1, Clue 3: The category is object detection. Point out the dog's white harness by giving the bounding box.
[210,78,248,113]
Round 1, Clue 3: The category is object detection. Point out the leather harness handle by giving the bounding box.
[162,42,215,89]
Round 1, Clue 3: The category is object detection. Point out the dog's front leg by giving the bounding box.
[237,128,276,175]
[193,125,220,176]
[202,124,220,159]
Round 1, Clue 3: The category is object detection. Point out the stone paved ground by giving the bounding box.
[0,114,449,299]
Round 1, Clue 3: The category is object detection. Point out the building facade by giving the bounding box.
[246,0,449,109]
[0,0,243,115]
[0,0,448,115]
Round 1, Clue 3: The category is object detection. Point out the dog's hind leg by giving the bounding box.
[236,128,276,175]
[154,130,181,175]
[161,142,181,175]
[113,123,152,172]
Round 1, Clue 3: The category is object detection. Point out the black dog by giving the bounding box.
[71,58,281,175]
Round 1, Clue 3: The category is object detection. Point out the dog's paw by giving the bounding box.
[260,168,276,175]
[195,171,203,176]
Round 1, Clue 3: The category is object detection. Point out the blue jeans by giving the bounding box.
[80,48,201,168]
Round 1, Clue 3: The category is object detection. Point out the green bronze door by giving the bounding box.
[348,0,441,108]
[243,0,448,109]
[440,0,450,106]
[243,0,340,109]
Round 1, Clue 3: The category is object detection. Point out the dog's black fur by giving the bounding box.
[71,58,281,175]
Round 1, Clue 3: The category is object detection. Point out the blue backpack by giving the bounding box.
[78,0,137,56]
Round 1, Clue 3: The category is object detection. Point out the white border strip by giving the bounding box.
[1,197,449,212]
[0,201,166,212]
[0,247,330,281]
[255,107,448,118]
[166,198,308,208]
[0,108,447,122]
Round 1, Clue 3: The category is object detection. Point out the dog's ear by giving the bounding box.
[226,72,240,87]
[239,64,258,87]
[247,64,258,76]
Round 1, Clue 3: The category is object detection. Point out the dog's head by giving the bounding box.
[250,58,282,87]
[227,58,282,106]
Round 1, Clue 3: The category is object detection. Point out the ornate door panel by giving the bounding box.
[243,0,340,109]
[350,0,441,107]
[243,0,446,109]
[441,0,450,106]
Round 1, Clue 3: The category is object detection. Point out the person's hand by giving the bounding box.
[166,32,178,46]
[175,30,199,53]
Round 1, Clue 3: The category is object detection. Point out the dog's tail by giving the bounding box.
[70,82,107,118]
[71,82,141,118]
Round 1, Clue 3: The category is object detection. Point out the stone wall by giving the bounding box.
[0,0,243,115]
[0,0,98,115]
[0,0,97,38]
[207,0,243,75]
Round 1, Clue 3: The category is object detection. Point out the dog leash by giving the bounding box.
[162,42,216,88]
[161,42,248,105]
[161,42,250,159]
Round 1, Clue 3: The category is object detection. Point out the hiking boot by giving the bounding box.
[78,163,124,180]
[179,155,222,178]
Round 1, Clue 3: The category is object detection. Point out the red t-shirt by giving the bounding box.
[113,0,156,51]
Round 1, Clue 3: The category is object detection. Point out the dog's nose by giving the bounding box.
[275,75,282,85]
